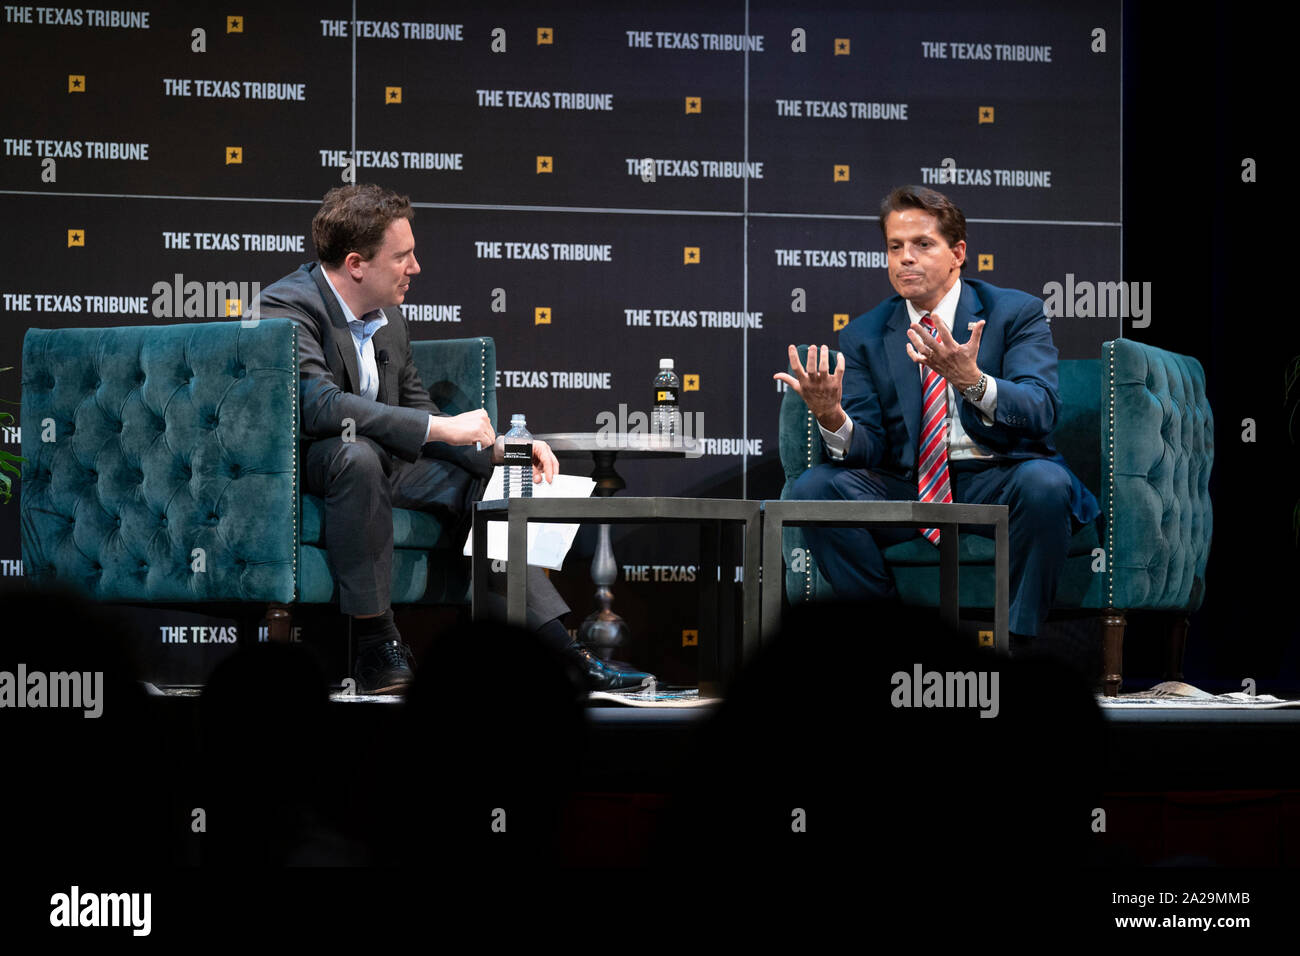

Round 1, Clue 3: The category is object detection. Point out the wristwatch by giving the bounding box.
[961,373,988,403]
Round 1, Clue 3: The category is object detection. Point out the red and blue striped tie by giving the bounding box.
[917,314,952,544]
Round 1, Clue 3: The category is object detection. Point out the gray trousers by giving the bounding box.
[304,436,570,628]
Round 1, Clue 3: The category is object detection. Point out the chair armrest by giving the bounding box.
[777,344,833,496]
[1103,338,1213,610]
[20,318,299,602]
[777,344,840,604]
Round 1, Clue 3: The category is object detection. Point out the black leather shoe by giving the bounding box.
[564,642,654,692]
[354,639,415,695]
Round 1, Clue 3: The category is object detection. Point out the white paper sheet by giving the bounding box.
[462,468,597,570]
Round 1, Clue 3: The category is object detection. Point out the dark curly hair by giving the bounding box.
[312,184,413,266]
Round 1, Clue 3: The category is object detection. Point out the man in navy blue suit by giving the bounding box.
[777,186,1100,643]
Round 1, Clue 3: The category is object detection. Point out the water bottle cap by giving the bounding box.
[510,413,526,425]
[659,358,674,369]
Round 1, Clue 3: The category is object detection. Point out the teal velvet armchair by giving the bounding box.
[777,338,1214,695]
[20,317,497,637]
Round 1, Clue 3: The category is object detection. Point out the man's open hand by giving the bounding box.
[428,409,496,447]
[905,319,984,391]
[492,436,560,484]
[773,344,846,432]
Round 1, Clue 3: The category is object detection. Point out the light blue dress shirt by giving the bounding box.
[322,270,388,402]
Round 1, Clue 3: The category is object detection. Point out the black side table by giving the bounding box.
[761,499,1010,652]
[534,431,700,660]
[472,496,759,692]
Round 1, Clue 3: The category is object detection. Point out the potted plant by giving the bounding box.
[0,367,25,503]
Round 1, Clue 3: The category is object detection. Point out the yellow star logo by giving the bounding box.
[979,106,994,124]
[681,629,698,646]
[685,97,701,114]
[225,299,243,317]
[226,16,242,33]
[834,38,850,55]
[537,28,553,45]
[684,374,700,391]
[977,254,994,272]
[68,75,85,93]
[386,86,402,104]
[534,307,551,325]
[833,313,849,330]
[683,246,700,264]
[834,164,850,182]
[226,146,242,164]
[67,229,85,247]
[536,155,553,173]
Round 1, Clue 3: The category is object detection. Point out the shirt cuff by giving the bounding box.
[818,415,853,460]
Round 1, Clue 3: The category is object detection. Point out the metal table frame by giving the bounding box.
[472,497,762,688]
[760,500,1010,653]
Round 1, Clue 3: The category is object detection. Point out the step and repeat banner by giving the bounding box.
[0,1,1121,681]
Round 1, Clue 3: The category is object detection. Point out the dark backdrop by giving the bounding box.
[2,2,1287,690]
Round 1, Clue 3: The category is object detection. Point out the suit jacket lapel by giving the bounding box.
[310,265,361,395]
[373,314,400,405]
[885,301,922,463]
[951,280,985,349]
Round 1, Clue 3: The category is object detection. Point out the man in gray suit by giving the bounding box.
[259,184,652,694]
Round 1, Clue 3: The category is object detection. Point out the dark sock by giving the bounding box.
[353,609,401,652]
[535,616,575,655]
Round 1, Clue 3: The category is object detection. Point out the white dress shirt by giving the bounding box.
[820,278,999,462]
[322,270,388,402]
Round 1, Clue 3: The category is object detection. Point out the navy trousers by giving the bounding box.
[789,456,1075,636]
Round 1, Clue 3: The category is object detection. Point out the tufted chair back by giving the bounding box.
[20,319,299,602]
[1103,338,1213,611]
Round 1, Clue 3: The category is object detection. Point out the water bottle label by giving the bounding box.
[655,387,678,405]
[503,443,532,464]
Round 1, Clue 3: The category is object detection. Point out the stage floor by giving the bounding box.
[129,682,1300,867]
[149,682,1300,710]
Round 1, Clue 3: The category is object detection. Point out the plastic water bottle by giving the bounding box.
[652,358,680,439]
[502,414,533,499]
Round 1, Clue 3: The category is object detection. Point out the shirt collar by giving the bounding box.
[905,277,963,330]
[322,268,388,336]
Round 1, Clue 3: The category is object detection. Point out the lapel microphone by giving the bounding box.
[375,350,390,402]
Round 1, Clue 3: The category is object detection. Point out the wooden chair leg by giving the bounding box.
[265,602,293,642]
[1164,614,1189,682]
[1101,607,1126,696]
